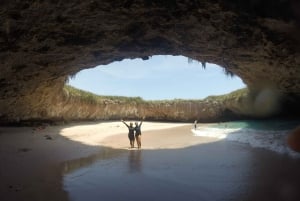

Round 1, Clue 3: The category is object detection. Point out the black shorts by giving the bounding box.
[128,134,135,141]
[135,133,141,138]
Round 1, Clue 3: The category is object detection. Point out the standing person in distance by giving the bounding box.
[121,119,135,148]
[194,120,197,130]
[135,117,145,149]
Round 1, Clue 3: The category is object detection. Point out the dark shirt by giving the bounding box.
[128,126,135,135]
[135,125,141,135]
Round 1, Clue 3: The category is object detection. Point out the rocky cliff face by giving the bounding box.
[0,0,300,123]
[46,87,246,123]
[10,86,279,124]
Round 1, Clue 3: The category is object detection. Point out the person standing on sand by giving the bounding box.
[134,117,144,149]
[121,119,135,148]
[194,120,197,130]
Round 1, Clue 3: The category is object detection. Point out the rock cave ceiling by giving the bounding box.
[0,0,300,122]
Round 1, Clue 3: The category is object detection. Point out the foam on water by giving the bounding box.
[192,126,300,158]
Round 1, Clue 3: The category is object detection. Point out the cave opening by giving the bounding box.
[1,1,300,201]
[66,55,246,101]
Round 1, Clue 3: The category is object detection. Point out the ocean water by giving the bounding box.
[63,119,300,201]
[210,119,299,130]
[192,119,300,157]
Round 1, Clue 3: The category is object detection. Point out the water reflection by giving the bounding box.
[62,147,124,175]
[128,150,142,173]
[63,142,300,201]
[63,142,252,201]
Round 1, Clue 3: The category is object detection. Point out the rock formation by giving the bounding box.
[287,126,300,152]
[52,86,249,123]
[0,0,300,123]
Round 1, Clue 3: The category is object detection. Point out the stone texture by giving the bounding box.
[0,0,300,123]
[287,126,300,152]
[41,87,248,123]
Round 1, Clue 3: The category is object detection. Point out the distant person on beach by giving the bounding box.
[194,120,197,130]
[121,119,135,148]
[134,117,144,149]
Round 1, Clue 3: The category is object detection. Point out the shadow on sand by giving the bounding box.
[1,122,300,201]
[63,141,300,201]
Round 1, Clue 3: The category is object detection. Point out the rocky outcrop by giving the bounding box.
[11,86,278,123]
[0,0,300,123]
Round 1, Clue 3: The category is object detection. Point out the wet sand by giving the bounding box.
[0,121,189,201]
[100,124,218,150]
[1,122,300,201]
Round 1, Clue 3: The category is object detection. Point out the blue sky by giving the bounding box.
[67,55,246,100]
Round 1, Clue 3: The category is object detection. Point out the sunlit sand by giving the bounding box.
[1,121,300,201]
[59,121,193,146]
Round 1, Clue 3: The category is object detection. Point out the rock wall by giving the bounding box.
[0,0,300,123]
[9,87,273,123]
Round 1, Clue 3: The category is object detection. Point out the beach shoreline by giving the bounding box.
[0,121,197,201]
[1,121,300,201]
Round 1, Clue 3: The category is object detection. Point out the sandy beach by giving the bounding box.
[1,121,300,201]
[0,121,193,201]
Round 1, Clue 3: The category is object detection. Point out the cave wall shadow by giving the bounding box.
[2,119,300,201]
[62,134,300,201]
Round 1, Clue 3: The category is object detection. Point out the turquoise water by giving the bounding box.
[211,119,299,131]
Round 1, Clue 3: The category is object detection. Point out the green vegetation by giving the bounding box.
[64,85,144,104]
[64,85,248,106]
[205,88,248,102]
[187,57,235,77]
[222,68,235,77]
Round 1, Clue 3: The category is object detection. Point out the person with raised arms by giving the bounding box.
[121,119,135,148]
[134,117,145,149]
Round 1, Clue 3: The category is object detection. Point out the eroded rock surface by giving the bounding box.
[0,0,300,123]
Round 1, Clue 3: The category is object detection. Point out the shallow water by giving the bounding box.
[211,119,299,130]
[63,141,300,201]
[193,119,300,157]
